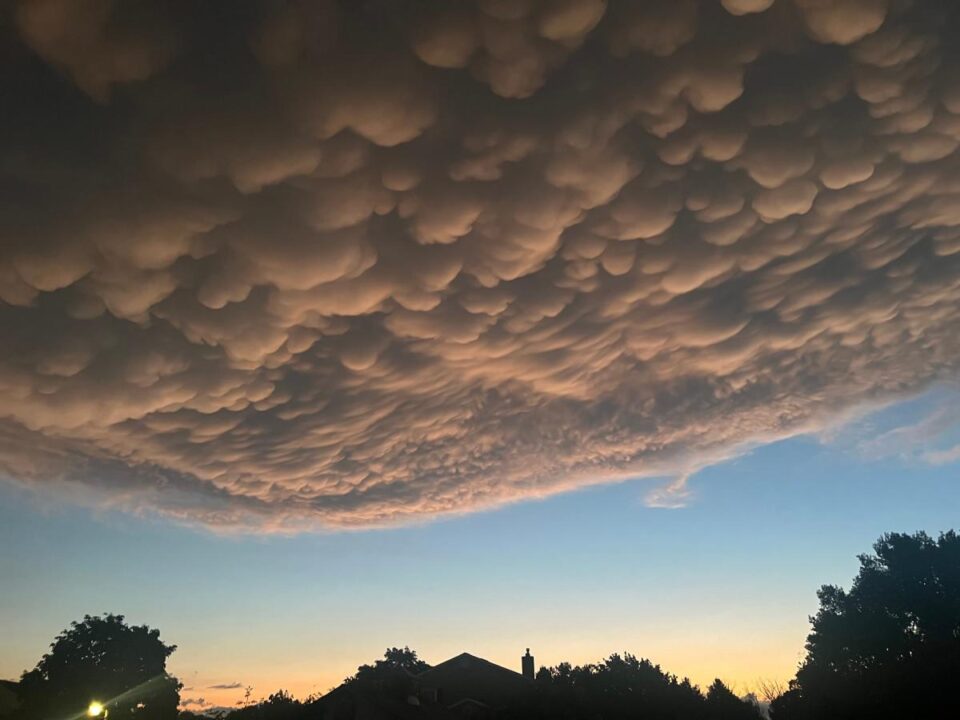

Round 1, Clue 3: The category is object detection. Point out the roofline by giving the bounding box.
[447,698,491,710]
[416,652,525,679]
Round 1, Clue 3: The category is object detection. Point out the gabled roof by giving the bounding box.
[0,681,20,714]
[447,698,489,710]
[416,653,523,680]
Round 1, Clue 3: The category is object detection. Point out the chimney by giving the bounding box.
[522,648,534,680]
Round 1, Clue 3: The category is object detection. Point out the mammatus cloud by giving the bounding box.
[2,0,960,530]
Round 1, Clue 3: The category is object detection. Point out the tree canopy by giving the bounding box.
[18,528,959,720]
[340,646,430,702]
[349,646,430,681]
[510,653,761,720]
[17,614,181,720]
[705,679,764,720]
[225,690,303,720]
[772,531,960,719]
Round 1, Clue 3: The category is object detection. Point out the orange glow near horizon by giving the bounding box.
[175,628,805,708]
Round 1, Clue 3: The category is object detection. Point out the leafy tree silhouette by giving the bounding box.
[226,690,302,720]
[214,647,765,720]
[16,614,180,720]
[705,679,763,720]
[772,531,960,719]
[341,646,430,702]
[511,653,760,720]
[350,647,430,680]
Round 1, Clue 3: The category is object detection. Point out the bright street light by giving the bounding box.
[87,702,105,718]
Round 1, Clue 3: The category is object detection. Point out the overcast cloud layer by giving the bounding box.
[2,0,960,530]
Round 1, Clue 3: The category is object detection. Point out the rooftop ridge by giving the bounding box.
[417,652,525,679]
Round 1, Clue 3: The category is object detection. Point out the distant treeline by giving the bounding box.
[362,647,766,719]
[192,654,765,720]
[8,531,960,720]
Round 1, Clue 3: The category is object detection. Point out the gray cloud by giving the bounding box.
[2,0,960,530]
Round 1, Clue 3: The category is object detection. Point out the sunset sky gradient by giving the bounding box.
[4,388,960,709]
[3,0,960,711]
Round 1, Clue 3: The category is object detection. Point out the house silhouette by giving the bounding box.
[0,681,19,718]
[320,650,535,720]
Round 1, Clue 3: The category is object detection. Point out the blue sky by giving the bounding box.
[3,390,958,707]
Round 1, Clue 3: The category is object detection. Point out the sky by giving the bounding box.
[2,390,959,709]
[2,0,960,711]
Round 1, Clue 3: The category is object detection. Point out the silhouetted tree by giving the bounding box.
[705,679,763,720]
[341,647,429,702]
[17,614,180,720]
[772,531,960,719]
[753,678,785,707]
[513,653,714,720]
[351,647,430,679]
[223,690,304,720]
[177,712,218,720]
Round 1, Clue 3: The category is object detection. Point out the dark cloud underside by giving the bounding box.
[2,0,960,529]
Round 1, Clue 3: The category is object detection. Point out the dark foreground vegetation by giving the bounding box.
[5,531,959,720]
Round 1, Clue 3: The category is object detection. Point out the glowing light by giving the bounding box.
[87,702,105,717]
